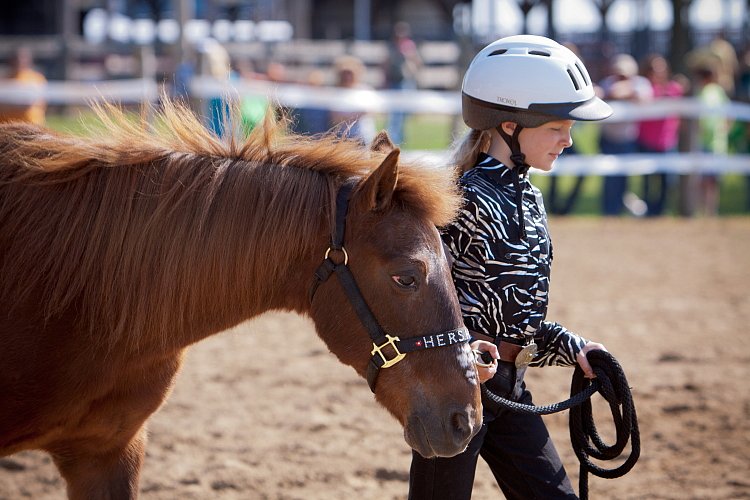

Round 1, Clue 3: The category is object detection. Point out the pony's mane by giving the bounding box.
[0,99,461,347]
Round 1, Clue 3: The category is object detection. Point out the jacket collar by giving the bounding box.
[475,153,525,187]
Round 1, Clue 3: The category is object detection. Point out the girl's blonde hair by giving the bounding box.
[450,129,492,175]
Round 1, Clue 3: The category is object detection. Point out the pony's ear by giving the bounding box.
[369,131,396,153]
[354,148,400,212]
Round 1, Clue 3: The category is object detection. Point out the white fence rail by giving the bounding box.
[1,78,748,175]
[188,77,750,122]
[0,79,158,105]
[405,151,750,176]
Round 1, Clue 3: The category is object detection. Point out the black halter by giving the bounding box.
[309,181,470,392]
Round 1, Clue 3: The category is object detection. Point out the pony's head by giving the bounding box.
[309,134,482,458]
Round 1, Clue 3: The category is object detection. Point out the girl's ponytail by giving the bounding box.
[451,129,491,175]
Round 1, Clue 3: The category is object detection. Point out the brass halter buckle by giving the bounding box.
[371,335,406,368]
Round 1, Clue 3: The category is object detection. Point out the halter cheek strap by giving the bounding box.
[309,181,469,392]
[496,125,530,240]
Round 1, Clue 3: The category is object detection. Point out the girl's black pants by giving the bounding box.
[408,363,577,499]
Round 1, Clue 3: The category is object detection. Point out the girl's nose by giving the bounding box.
[563,132,573,149]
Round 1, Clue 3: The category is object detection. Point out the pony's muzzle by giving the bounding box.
[405,405,480,458]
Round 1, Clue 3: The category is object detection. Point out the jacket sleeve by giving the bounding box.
[530,321,588,367]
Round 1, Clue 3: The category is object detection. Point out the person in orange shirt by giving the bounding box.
[0,47,47,125]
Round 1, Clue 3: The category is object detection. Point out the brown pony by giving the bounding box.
[0,101,482,498]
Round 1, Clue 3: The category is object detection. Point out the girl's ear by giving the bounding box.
[500,122,517,135]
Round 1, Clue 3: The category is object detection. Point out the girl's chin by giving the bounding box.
[534,162,554,172]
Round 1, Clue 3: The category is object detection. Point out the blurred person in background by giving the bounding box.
[238,60,288,135]
[235,59,265,133]
[637,54,686,216]
[289,69,330,136]
[735,46,750,211]
[197,37,235,137]
[329,55,375,144]
[690,60,730,216]
[383,21,422,146]
[0,47,47,125]
[598,54,652,216]
[738,45,750,102]
[173,47,197,101]
[708,34,739,98]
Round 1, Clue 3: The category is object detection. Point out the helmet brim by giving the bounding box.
[529,96,612,122]
[462,93,612,131]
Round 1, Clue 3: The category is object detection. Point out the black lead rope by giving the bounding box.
[481,350,640,500]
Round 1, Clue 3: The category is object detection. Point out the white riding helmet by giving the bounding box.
[462,35,612,130]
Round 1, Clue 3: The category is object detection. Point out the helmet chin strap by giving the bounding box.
[496,125,529,240]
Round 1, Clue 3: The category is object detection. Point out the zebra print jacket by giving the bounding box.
[442,153,586,368]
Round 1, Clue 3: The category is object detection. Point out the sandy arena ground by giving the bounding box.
[2,218,749,499]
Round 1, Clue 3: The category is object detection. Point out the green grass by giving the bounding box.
[46,110,103,136]
[45,110,749,215]
[717,174,749,214]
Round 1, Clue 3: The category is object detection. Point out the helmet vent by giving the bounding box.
[566,69,580,90]
[529,50,550,57]
[574,62,590,86]
[488,49,508,56]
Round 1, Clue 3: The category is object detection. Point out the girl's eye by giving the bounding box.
[392,275,416,288]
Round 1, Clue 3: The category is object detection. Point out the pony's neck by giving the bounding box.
[174,157,333,346]
[2,130,337,352]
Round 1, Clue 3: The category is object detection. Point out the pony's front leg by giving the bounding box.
[52,427,147,500]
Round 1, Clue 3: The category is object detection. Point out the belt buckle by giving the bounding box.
[515,342,537,368]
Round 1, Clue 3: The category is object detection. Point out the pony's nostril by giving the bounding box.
[451,410,473,442]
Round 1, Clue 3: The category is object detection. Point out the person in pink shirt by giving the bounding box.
[637,54,686,216]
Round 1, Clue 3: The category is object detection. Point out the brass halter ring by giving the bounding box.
[324,246,349,266]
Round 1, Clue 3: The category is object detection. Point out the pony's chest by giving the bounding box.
[1,328,183,453]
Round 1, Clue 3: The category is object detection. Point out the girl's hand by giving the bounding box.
[576,342,608,379]
[471,340,499,384]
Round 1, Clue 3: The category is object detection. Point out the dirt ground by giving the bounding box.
[2,218,749,500]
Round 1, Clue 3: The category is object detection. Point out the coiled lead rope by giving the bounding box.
[480,350,640,500]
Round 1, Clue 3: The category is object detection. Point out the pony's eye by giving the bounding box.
[392,275,416,289]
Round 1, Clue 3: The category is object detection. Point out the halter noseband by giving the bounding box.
[309,181,469,392]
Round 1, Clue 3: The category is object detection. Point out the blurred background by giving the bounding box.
[1,0,749,215]
[1,3,749,499]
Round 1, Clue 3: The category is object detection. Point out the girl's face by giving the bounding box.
[507,120,575,172]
